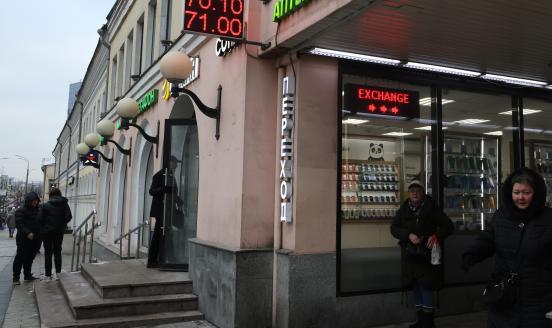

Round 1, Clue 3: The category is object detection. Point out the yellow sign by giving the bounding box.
[162,80,172,100]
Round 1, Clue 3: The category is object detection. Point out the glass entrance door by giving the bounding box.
[159,119,199,270]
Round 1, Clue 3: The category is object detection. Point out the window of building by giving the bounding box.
[339,74,431,293]
[117,45,125,97]
[160,0,172,52]
[145,0,157,67]
[125,31,134,90]
[522,98,552,206]
[440,88,513,285]
[135,15,145,75]
[110,56,118,106]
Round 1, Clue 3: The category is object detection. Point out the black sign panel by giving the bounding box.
[184,0,245,39]
[81,150,100,169]
[344,84,420,119]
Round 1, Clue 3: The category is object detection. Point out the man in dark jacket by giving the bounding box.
[147,156,182,268]
[39,188,72,279]
[463,168,552,328]
[13,191,42,284]
[391,180,454,328]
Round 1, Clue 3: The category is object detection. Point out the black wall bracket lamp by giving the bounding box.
[77,136,113,172]
[160,51,222,140]
[115,97,160,158]
[96,120,132,166]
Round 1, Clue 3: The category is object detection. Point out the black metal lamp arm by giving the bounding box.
[170,84,222,140]
[106,139,131,156]
[126,122,158,144]
[96,150,113,163]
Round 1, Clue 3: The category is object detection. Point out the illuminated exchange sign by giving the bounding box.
[343,84,420,119]
[184,0,244,39]
[280,76,295,223]
[273,0,311,22]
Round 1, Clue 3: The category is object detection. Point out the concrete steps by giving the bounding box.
[35,259,204,328]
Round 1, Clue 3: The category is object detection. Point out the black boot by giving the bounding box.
[409,310,423,328]
[421,311,435,328]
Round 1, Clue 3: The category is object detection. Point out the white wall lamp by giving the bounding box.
[96,119,132,166]
[115,97,160,158]
[160,51,222,140]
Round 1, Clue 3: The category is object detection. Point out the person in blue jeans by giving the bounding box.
[391,180,454,328]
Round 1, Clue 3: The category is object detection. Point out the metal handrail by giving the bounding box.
[114,220,149,260]
[70,209,101,271]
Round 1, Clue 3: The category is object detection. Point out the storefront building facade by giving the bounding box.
[55,0,552,327]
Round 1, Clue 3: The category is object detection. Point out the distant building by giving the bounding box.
[67,82,82,116]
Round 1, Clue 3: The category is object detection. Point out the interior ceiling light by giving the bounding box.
[484,131,503,136]
[309,48,401,65]
[342,118,369,125]
[419,97,455,106]
[482,74,547,87]
[524,128,544,133]
[498,109,542,115]
[382,131,413,137]
[404,62,481,77]
[546,85,552,90]
[453,119,490,125]
[414,126,448,130]
[544,130,552,135]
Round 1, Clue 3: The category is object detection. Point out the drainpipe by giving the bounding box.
[73,99,84,229]
[97,24,111,115]
[53,139,62,187]
[64,122,73,198]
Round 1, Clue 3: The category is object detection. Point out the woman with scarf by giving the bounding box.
[462,168,552,328]
[391,180,454,328]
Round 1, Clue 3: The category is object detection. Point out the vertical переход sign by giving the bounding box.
[280,76,295,223]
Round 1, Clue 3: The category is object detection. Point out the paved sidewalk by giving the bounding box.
[0,227,490,328]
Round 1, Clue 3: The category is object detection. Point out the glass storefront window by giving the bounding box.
[440,88,513,284]
[522,98,552,206]
[340,75,431,293]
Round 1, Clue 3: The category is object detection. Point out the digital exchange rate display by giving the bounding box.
[184,0,245,39]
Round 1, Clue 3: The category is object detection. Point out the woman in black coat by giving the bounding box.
[39,188,72,279]
[391,180,454,328]
[12,192,42,284]
[463,168,552,328]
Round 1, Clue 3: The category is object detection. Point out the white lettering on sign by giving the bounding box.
[279,76,295,223]
[215,38,238,57]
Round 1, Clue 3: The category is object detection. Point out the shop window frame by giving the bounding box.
[336,59,552,297]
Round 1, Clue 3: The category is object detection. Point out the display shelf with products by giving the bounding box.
[429,134,500,233]
[527,140,552,206]
[341,160,401,222]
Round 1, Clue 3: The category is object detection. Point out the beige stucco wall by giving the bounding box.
[191,39,278,249]
[279,55,338,254]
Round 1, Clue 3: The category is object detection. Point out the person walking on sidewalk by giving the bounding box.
[13,191,42,284]
[39,188,72,280]
[6,206,16,238]
[391,180,454,328]
[462,168,552,328]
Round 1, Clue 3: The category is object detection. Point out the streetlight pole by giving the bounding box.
[16,155,29,194]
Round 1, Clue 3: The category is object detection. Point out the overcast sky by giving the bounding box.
[0,1,115,183]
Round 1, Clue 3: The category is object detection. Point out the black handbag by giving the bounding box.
[482,272,519,308]
[481,222,526,308]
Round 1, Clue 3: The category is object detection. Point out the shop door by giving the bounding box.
[159,119,199,271]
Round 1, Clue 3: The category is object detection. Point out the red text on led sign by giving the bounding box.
[184,0,244,39]
[344,84,420,119]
